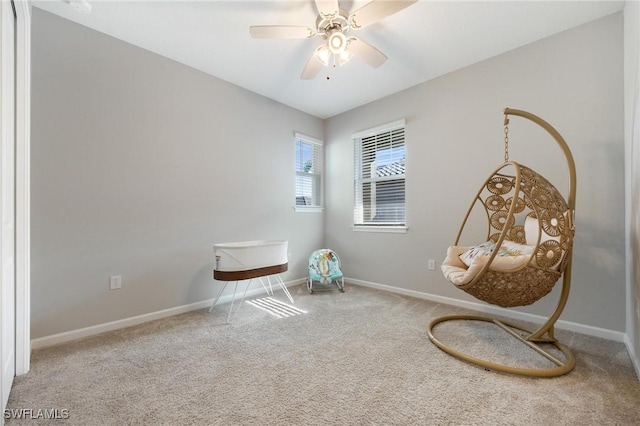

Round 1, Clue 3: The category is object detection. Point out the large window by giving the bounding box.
[295,133,323,210]
[353,120,406,228]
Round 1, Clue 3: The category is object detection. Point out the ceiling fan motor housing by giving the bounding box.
[316,10,350,37]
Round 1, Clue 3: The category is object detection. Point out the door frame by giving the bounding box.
[14,0,30,376]
[1,0,17,412]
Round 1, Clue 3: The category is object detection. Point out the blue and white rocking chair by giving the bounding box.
[307,249,345,294]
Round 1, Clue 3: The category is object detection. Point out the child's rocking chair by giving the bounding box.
[307,249,345,294]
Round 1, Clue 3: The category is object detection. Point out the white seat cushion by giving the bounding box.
[457,240,534,271]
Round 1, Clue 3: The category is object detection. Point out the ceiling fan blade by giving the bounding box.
[349,0,417,29]
[348,38,387,68]
[315,0,340,17]
[249,25,314,39]
[301,54,324,80]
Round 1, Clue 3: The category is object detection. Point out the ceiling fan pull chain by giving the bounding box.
[504,113,510,162]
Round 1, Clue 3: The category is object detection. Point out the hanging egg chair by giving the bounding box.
[427,108,577,377]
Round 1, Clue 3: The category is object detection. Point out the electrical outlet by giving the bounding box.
[428,259,436,271]
[109,275,122,290]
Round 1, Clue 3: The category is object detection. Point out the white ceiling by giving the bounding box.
[32,0,625,118]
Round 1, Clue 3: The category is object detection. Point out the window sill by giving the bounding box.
[295,206,324,213]
[352,226,408,234]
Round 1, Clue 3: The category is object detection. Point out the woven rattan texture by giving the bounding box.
[457,162,574,307]
[464,266,561,308]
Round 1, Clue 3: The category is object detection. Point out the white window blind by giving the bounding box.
[353,120,406,226]
[295,133,322,209]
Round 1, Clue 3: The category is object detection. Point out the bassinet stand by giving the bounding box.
[209,263,292,324]
[427,108,577,377]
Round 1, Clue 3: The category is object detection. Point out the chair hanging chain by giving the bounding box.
[503,114,510,162]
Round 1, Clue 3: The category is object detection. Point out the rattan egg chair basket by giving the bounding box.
[451,161,573,307]
[427,108,577,377]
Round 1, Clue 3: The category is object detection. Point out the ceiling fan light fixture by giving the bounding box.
[328,31,347,54]
[337,50,352,66]
[314,45,331,66]
[66,0,92,14]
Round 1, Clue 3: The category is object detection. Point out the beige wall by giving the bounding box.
[32,9,629,340]
[624,0,640,374]
[31,9,324,338]
[325,13,625,332]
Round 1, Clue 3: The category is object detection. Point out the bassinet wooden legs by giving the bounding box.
[427,315,575,377]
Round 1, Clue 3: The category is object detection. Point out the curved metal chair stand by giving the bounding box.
[427,108,577,377]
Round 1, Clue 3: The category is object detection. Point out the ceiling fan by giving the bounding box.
[249,0,417,79]
[64,0,92,14]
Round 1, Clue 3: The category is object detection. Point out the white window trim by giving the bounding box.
[295,206,324,213]
[352,119,405,139]
[353,119,407,231]
[352,225,408,234]
[294,132,323,213]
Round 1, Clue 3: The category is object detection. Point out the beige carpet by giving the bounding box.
[6,284,640,425]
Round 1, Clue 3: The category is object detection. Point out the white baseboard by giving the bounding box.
[347,278,628,343]
[31,277,629,350]
[31,278,306,349]
[624,334,640,380]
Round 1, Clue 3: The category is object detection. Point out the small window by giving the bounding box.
[353,120,406,229]
[295,133,323,211]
